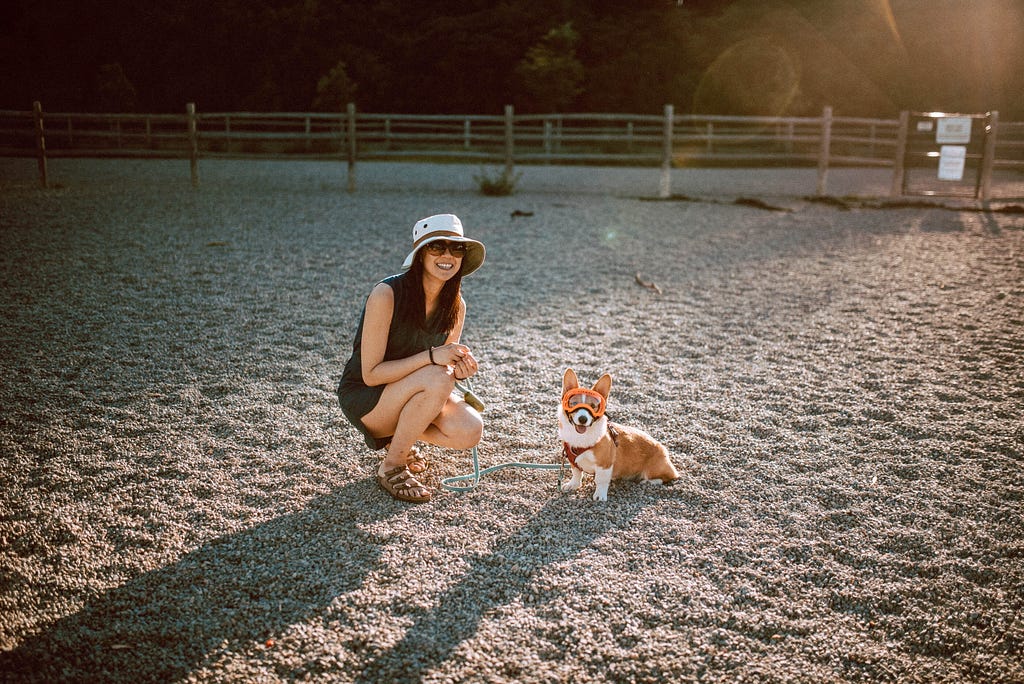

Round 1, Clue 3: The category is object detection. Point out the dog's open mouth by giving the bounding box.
[575,424,588,434]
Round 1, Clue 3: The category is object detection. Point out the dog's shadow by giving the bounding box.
[0,479,396,682]
[354,492,655,683]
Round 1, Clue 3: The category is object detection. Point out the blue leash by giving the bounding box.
[440,380,565,492]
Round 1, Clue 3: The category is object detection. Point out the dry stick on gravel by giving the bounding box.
[635,272,663,295]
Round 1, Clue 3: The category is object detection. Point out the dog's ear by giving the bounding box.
[592,373,612,399]
[562,368,579,393]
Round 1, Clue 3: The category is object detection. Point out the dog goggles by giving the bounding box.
[561,387,607,419]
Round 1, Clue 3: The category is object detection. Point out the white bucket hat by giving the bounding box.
[401,213,485,276]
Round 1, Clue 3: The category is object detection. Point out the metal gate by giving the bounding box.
[893,111,998,199]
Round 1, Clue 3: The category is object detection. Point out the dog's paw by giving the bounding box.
[561,480,581,493]
[592,490,608,502]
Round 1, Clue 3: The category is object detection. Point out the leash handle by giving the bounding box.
[454,379,484,412]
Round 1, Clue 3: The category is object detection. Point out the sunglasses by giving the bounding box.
[424,240,468,257]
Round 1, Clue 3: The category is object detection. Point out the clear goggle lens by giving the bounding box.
[561,388,606,418]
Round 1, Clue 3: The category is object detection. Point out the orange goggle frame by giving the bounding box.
[561,388,607,418]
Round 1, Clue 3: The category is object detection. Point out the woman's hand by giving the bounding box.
[430,343,477,380]
[451,350,478,381]
[432,343,469,367]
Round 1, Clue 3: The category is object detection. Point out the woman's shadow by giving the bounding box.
[1,479,395,682]
[2,479,659,683]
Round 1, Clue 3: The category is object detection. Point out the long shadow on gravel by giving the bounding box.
[0,480,393,683]
[356,494,653,684]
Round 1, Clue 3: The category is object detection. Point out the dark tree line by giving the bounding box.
[2,0,1022,118]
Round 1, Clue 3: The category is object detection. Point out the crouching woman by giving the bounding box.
[338,214,485,503]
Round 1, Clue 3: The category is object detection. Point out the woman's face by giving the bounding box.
[420,240,465,281]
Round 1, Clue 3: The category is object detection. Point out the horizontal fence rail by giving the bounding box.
[0,106,903,164]
[995,122,1024,170]
[2,103,1021,198]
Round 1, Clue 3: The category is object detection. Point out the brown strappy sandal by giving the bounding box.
[377,466,432,503]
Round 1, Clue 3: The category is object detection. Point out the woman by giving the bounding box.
[338,214,485,503]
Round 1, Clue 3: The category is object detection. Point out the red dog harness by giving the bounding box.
[562,423,620,468]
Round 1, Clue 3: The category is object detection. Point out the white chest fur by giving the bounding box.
[568,449,598,473]
[558,410,608,475]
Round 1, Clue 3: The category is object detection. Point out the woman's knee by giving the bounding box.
[418,364,457,399]
[465,411,484,446]
[446,404,484,449]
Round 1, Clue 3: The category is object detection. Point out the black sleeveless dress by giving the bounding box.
[337,272,447,449]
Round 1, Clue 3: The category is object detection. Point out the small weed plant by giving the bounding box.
[474,167,522,196]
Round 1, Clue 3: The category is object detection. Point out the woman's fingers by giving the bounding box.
[441,343,470,366]
[452,353,478,380]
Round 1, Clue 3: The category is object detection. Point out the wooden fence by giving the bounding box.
[2,102,1021,198]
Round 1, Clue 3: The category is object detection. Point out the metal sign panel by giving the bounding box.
[936,117,972,144]
[896,111,999,200]
[938,145,967,181]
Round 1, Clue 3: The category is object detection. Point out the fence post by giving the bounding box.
[33,101,48,189]
[504,105,515,180]
[186,102,199,188]
[660,104,673,198]
[890,110,909,197]
[816,105,832,196]
[979,110,998,201]
[346,103,357,192]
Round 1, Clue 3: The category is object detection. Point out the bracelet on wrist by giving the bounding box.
[428,346,436,365]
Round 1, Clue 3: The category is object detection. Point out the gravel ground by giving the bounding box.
[1,158,1022,683]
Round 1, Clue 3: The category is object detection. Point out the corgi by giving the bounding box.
[558,368,678,501]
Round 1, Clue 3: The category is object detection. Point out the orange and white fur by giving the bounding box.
[558,368,678,501]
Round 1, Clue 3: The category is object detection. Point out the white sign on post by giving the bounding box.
[936,117,971,144]
[938,145,967,181]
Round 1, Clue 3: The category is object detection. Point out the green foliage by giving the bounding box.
[473,167,522,196]
[5,0,1024,118]
[312,62,357,112]
[515,23,584,113]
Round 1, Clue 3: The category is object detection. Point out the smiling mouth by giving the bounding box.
[436,262,455,271]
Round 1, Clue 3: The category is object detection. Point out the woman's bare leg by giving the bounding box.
[360,365,459,473]
[421,398,483,450]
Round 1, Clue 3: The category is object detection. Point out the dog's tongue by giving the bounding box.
[575,424,588,434]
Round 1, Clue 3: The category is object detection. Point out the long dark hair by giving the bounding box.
[408,252,463,335]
